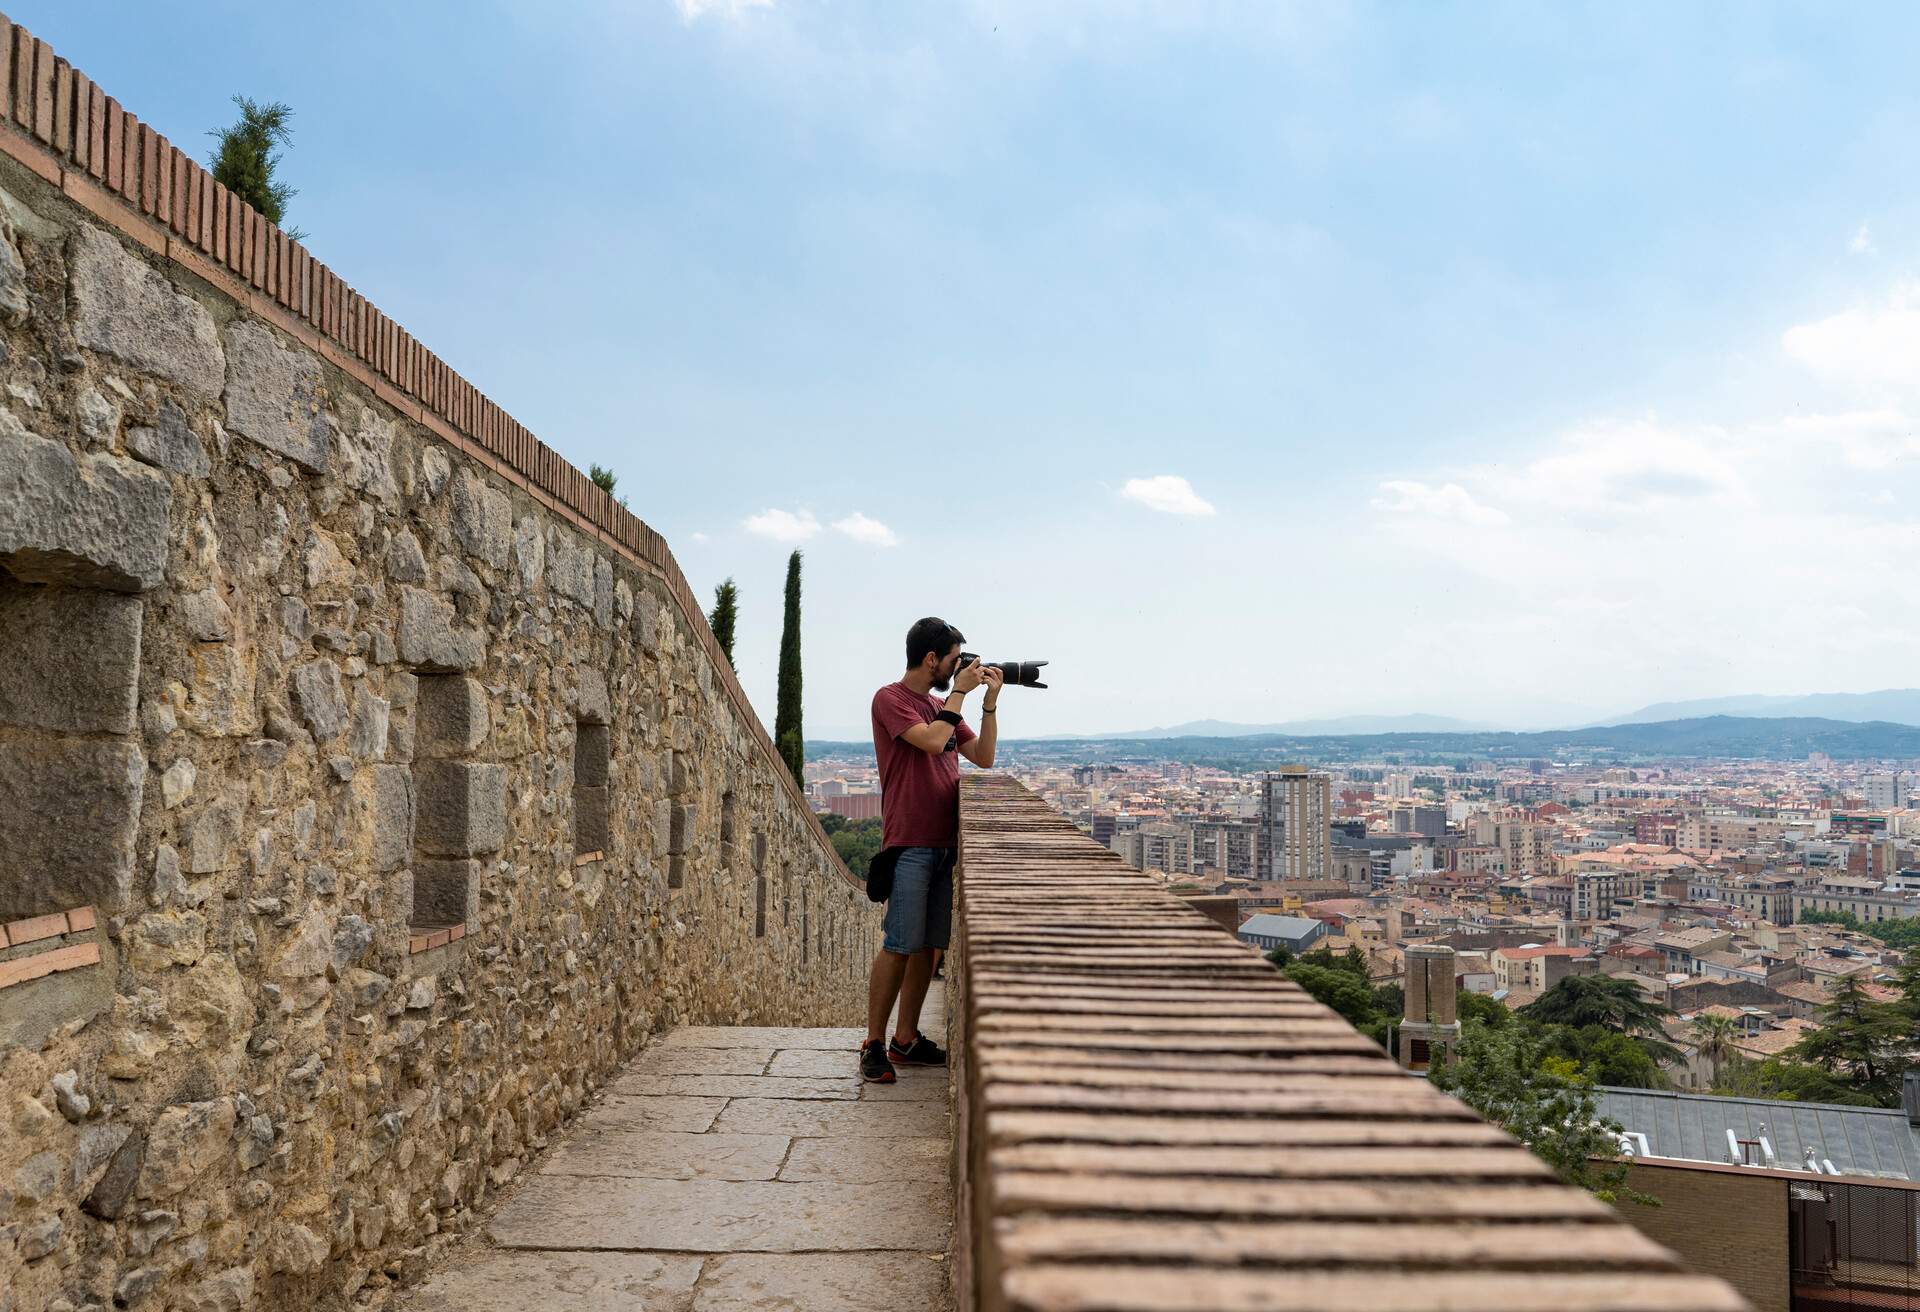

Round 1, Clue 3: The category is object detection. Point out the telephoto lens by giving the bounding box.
[959,654,1049,689]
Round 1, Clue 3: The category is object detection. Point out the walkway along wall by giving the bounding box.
[950,775,1750,1312]
[0,16,872,1310]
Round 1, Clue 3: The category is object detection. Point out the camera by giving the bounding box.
[958,653,1049,689]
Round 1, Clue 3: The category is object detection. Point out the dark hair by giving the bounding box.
[906,616,962,669]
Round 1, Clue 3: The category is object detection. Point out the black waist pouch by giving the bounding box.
[866,846,904,903]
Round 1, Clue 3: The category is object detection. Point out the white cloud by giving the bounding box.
[1782,282,1920,387]
[674,0,773,20]
[1495,419,1743,517]
[1851,223,1877,256]
[690,531,711,544]
[743,508,820,542]
[831,512,899,547]
[1119,474,1216,516]
[1371,479,1509,526]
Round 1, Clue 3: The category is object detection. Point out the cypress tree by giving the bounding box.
[709,577,739,671]
[208,96,305,239]
[774,551,804,786]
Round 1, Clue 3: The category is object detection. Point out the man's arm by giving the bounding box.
[898,663,986,755]
[960,667,1002,767]
[899,694,964,755]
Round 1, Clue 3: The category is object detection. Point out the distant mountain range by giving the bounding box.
[805,689,1920,756]
[1589,689,1920,728]
[806,714,1920,763]
[1037,713,1503,740]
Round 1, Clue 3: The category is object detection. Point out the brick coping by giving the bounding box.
[950,774,1751,1311]
[409,923,468,955]
[0,904,100,990]
[0,12,851,890]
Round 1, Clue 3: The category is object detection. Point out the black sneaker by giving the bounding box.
[859,1039,897,1084]
[888,1032,947,1066]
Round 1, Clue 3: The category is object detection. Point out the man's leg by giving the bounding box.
[867,948,910,1042]
[894,849,952,1047]
[868,848,933,1042]
[892,949,936,1045]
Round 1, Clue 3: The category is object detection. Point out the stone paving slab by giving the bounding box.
[658,1026,866,1050]
[544,1130,791,1181]
[630,1046,775,1076]
[491,1176,952,1253]
[858,1071,950,1101]
[692,1252,949,1310]
[611,1072,861,1101]
[579,1095,729,1134]
[778,1135,950,1184]
[766,1048,856,1078]
[713,1096,951,1139]
[403,1251,703,1312]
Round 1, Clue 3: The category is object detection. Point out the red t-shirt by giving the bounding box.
[871,681,976,849]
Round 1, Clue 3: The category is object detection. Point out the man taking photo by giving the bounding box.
[860,617,1000,1084]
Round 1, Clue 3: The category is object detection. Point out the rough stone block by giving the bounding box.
[652,799,673,859]
[291,659,347,743]
[222,320,330,472]
[416,674,489,756]
[412,857,479,928]
[0,583,141,734]
[368,764,413,872]
[125,399,209,478]
[398,586,485,672]
[178,642,259,737]
[0,418,171,592]
[0,738,143,917]
[70,227,224,399]
[139,1098,235,1199]
[349,688,390,759]
[512,516,544,590]
[451,471,511,569]
[548,529,593,604]
[184,795,242,875]
[387,528,428,585]
[575,785,610,857]
[414,759,507,857]
[593,556,614,628]
[575,668,609,726]
[178,587,233,642]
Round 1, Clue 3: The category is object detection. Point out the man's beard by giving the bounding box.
[933,673,951,693]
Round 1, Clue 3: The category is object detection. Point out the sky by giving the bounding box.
[33,2,1920,737]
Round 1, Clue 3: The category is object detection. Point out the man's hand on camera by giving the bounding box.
[953,659,984,694]
[981,665,1005,707]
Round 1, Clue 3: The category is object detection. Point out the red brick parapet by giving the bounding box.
[951,774,1750,1311]
[0,12,850,887]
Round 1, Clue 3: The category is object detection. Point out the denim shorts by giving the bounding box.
[881,846,954,955]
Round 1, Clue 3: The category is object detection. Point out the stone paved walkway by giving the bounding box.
[399,983,952,1311]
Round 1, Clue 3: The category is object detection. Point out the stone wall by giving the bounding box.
[0,44,872,1310]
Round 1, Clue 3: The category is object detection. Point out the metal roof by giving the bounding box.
[1598,1086,1920,1180]
[1236,914,1325,940]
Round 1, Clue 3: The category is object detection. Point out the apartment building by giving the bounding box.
[1259,767,1332,881]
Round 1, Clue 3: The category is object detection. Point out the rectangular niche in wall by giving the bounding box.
[0,573,144,922]
[753,832,768,938]
[574,721,610,859]
[408,673,501,953]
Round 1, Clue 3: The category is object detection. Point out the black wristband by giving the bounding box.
[981,708,996,715]
[934,710,963,726]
